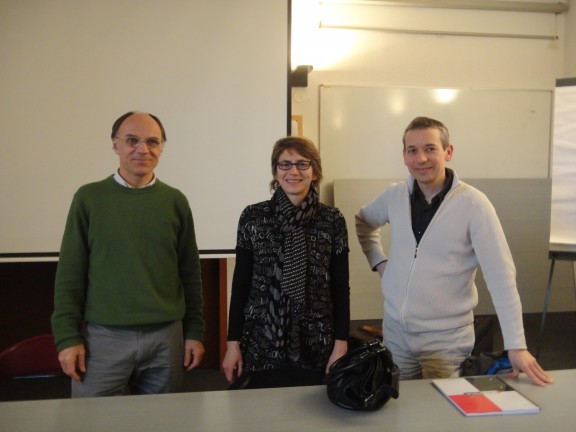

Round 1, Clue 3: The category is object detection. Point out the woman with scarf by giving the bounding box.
[222,136,350,388]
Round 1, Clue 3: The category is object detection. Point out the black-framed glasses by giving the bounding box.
[276,160,312,170]
[114,135,163,149]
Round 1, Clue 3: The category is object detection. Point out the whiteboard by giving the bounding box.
[319,85,552,205]
[0,0,288,258]
[550,78,576,253]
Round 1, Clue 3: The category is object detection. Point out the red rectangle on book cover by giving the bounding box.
[450,394,503,414]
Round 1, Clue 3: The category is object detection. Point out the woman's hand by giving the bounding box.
[222,341,244,384]
[325,339,348,374]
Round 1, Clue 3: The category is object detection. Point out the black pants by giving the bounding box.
[229,366,324,390]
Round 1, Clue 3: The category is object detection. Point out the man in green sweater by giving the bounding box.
[51,111,205,397]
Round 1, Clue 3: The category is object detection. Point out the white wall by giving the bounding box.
[292,0,570,144]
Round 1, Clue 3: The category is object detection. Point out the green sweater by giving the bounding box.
[51,176,204,351]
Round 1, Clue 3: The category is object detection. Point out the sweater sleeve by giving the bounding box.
[227,247,253,341]
[178,206,205,341]
[470,192,527,350]
[330,251,350,340]
[355,190,390,270]
[51,193,90,352]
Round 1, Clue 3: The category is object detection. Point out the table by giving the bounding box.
[0,370,573,432]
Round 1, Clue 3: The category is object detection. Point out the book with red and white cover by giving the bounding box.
[432,376,540,416]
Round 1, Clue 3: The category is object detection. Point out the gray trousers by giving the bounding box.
[72,321,184,398]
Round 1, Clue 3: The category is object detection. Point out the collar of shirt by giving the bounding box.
[113,170,156,188]
[411,168,454,207]
[410,168,454,244]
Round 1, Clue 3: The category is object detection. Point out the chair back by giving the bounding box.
[0,334,62,381]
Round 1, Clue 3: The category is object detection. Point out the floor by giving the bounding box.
[1,312,574,401]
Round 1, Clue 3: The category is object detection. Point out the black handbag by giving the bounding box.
[326,339,400,411]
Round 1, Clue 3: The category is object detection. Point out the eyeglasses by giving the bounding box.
[276,160,312,170]
[114,135,163,149]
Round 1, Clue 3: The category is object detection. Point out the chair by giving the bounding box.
[0,334,63,381]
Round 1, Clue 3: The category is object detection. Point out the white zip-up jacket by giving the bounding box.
[355,172,527,350]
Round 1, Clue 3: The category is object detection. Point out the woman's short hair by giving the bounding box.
[270,136,323,191]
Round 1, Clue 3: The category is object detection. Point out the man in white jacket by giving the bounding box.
[355,116,553,386]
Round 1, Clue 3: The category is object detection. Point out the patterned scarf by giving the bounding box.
[267,187,318,362]
[276,188,318,310]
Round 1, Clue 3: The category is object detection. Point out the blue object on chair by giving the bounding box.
[486,357,512,375]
